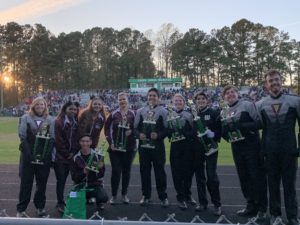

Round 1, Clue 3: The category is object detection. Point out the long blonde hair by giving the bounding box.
[29,97,49,117]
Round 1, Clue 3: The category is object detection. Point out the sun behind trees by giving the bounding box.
[0,19,300,106]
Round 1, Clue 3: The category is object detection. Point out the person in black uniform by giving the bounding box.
[168,93,196,210]
[256,70,299,225]
[134,88,169,207]
[222,85,267,220]
[193,92,222,216]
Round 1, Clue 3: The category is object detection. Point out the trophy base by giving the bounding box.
[205,148,218,156]
[31,160,44,165]
[85,166,99,173]
[114,147,127,152]
[140,144,155,149]
[229,136,245,143]
[171,136,186,143]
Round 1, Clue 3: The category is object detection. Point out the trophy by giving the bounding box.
[166,104,185,142]
[85,142,105,173]
[190,104,218,156]
[115,112,130,152]
[220,101,245,143]
[32,122,50,165]
[140,104,156,149]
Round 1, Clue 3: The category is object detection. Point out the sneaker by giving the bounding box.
[140,196,150,206]
[161,198,169,208]
[252,211,267,222]
[110,196,117,205]
[270,216,284,225]
[288,218,299,225]
[122,195,130,204]
[56,203,65,213]
[186,196,197,206]
[97,203,105,211]
[195,204,208,212]
[37,208,48,217]
[236,208,257,217]
[87,197,96,204]
[178,201,188,210]
[213,206,222,216]
[16,211,29,218]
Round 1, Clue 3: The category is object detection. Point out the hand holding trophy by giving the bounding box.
[32,122,51,165]
[115,112,130,152]
[190,104,218,156]
[220,101,245,143]
[166,104,185,142]
[85,141,105,173]
[140,103,156,149]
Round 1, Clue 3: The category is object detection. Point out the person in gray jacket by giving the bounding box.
[16,97,55,218]
[256,70,299,225]
[134,88,169,207]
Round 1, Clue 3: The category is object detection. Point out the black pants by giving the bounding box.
[194,150,221,207]
[170,140,192,202]
[109,149,136,196]
[86,186,108,207]
[266,151,298,220]
[139,143,167,200]
[54,162,70,205]
[232,146,268,212]
[17,154,51,212]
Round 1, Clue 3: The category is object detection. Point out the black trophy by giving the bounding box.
[115,112,130,152]
[140,104,156,149]
[190,104,218,156]
[32,122,50,165]
[167,104,185,142]
[220,101,245,143]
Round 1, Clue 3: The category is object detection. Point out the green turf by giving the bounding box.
[0,117,234,165]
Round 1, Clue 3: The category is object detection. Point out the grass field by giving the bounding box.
[0,117,233,165]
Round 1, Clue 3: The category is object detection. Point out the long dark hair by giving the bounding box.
[57,101,80,119]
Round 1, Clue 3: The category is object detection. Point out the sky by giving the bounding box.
[0,0,300,40]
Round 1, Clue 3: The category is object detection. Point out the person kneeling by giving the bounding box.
[70,134,108,212]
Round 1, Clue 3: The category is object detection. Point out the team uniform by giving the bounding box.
[104,109,136,199]
[223,99,267,215]
[17,114,55,215]
[168,109,194,205]
[256,93,299,222]
[193,106,222,210]
[134,104,168,204]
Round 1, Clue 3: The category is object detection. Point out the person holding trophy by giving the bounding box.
[221,85,267,220]
[78,96,106,148]
[168,93,197,210]
[134,88,169,207]
[17,97,55,217]
[54,101,80,213]
[71,134,108,212]
[192,92,222,216]
[256,70,299,225]
[104,92,136,205]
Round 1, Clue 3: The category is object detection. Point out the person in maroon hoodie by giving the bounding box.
[104,92,136,205]
[54,101,80,213]
[70,134,108,212]
[78,96,106,148]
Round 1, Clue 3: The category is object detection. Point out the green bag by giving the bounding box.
[63,183,92,219]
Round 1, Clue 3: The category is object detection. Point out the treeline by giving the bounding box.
[1,19,300,105]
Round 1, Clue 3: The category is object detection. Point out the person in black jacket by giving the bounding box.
[134,88,169,207]
[168,93,196,210]
[16,97,55,218]
[193,92,222,216]
[256,70,299,225]
[222,85,267,220]
[70,134,108,212]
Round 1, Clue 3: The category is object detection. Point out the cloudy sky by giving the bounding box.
[0,0,300,40]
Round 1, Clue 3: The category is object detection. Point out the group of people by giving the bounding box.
[16,69,299,225]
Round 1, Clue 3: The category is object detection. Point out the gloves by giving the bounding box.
[206,129,215,138]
